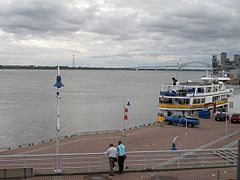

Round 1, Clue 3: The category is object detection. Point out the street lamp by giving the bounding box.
[225,108,229,138]
[171,136,180,150]
[178,117,188,150]
[184,117,188,150]
[170,136,181,168]
[53,67,64,174]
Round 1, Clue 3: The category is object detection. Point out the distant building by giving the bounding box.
[212,55,218,68]
[225,58,233,66]
[234,54,240,66]
[211,51,240,78]
[212,55,219,75]
[220,52,227,67]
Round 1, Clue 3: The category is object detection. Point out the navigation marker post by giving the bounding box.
[53,67,64,174]
[122,100,130,136]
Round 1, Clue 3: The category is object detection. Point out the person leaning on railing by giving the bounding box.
[117,140,127,174]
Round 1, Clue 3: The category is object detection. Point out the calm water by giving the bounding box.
[0,70,239,148]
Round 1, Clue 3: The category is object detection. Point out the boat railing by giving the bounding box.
[160,88,196,97]
[160,84,231,97]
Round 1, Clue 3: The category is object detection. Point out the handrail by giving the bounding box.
[0,147,237,175]
[0,147,237,158]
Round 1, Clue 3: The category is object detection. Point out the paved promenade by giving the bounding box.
[1,118,239,179]
[2,117,240,156]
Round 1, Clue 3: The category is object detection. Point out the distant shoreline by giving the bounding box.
[0,65,205,71]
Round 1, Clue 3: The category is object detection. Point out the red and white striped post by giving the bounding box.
[122,100,130,136]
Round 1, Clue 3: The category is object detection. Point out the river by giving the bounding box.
[0,69,239,148]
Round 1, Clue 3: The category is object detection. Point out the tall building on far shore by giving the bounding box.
[221,52,227,67]
[212,55,218,69]
[234,54,240,66]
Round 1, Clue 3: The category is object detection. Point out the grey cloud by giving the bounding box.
[0,0,139,40]
[140,2,240,41]
[0,0,95,36]
[86,12,139,40]
[1,0,240,67]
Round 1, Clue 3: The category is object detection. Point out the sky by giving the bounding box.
[0,0,240,67]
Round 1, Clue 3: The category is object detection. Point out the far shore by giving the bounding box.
[0,65,205,71]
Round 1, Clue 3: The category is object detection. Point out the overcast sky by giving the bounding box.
[0,0,240,67]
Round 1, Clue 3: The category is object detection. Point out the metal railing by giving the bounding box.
[0,148,237,175]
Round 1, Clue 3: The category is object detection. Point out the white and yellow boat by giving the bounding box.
[158,77,233,117]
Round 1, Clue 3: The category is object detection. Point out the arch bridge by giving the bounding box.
[135,61,212,71]
[179,61,212,70]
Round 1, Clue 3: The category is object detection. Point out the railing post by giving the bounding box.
[177,151,180,168]
[237,140,240,180]
[201,150,205,168]
[226,148,229,166]
[54,154,61,174]
[216,170,220,180]
[143,152,146,170]
[23,157,26,168]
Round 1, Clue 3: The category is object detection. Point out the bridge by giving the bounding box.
[134,61,212,71]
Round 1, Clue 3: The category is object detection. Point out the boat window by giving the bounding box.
[197,87,204,93]
[221,95,228,101]
[213,96,220,102]
[167,111,172,116]
[160,98,173,104]
[187,88,195,94]
[206,87,212,93]
[179,90,187,96]
[178,99,183,104]
[201,98,205,103]
[181,99,190,104]
[213,86,218,92]
[193,99,201,104]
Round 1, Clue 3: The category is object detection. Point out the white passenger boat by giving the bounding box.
[158,76,233,117]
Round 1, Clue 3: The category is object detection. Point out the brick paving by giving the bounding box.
[1,118,240,179]
[2,117,239,156]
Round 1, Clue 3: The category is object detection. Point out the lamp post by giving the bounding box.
[171,136,180,150]
[122,99,130,136]
[184,117,188,150]
[53,67,64,174]
[225,108,229,138]
[171,136,181,168]
[225,114,228,138]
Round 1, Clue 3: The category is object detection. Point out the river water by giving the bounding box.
[0,70,239,148]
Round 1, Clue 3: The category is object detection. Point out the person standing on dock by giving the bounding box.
[105,144,118,176]
[117,140,126,174]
